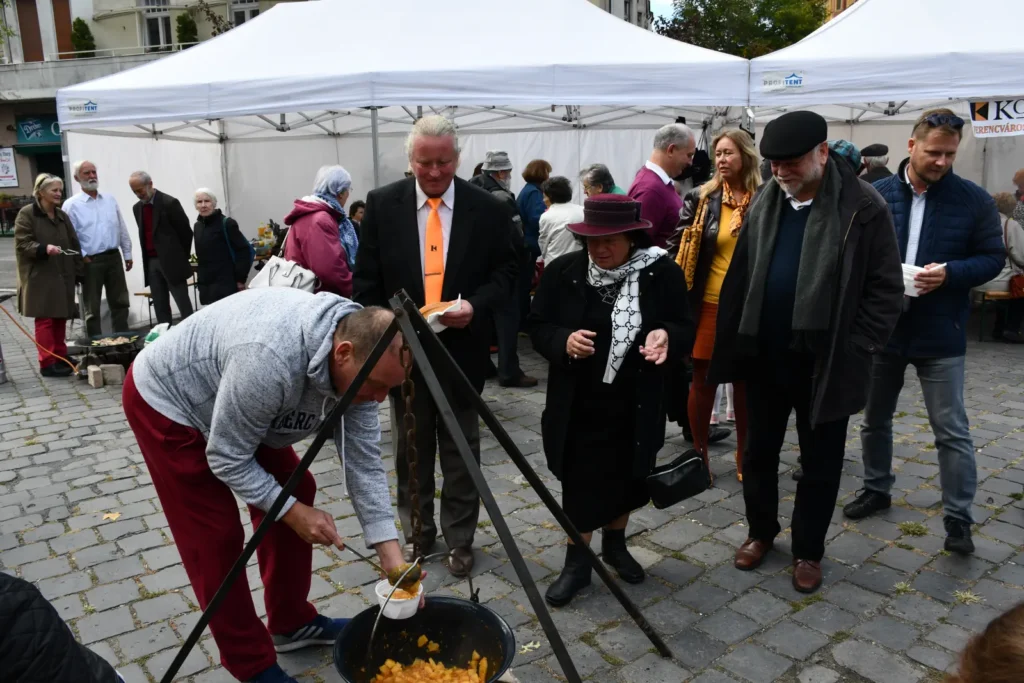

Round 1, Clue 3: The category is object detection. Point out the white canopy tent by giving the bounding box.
[749,0,1024,110]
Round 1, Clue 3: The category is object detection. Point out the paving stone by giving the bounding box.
[73,543,120,568]
[20,556,72,581]
[824,581,887,616]
[705,564,764,592]
[832,639,924,683]
[86,580,140,611]
[666,627,728,670]
[875,546,931,573]
[791,601,859,636]
[906,645,956,672]
[98,519,146,542]
[134,592,192,624]
[117,530,166,555]
[141,545,182,571]
[848,562,907,595]
[673,581,735,614]
[925,624,973,653]
[145,646,210,680]
[618,652,690,683]
[928,553,994,581]
[949,603,1002,634]
[51,594,85,620]
[49,529,100,554]
[93,557,146,582]
[729,589,792,625]
[37,571,93,599]
[77,606,136,643]
[719,643,792,683]
[798,665,841,683]
[886,594,950,626]
[854,615,921,651]
[0,542,49,567]
[22,522,64,543]
[826,531,887,566]
[648,519,713,551]
[682,540,736,566]
[141,565,191,593]
[757,620,829,660]
[689,672,741,683]
[328,561,380,588]
[594,622,657,663]
[911,570,970,604]
[648,557,703,587]
[117,621,182,660]
[696,608,761,644]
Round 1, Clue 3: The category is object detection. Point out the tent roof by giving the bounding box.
[749,0,1024,107]
[57,0,749,130]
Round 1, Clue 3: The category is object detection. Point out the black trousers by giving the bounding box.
[390,387,481,550]
[148,257,193,326]
[743,352,849,561]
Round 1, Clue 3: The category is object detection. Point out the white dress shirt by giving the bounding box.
[538,202,585,264]
[62,191,133,260]
[415,180,455,273]
[644,160,673,186]
[903,166,927,266]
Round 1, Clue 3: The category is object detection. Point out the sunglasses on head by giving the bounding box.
[923,113,965,130]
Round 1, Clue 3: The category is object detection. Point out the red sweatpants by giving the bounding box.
[35,318,67,368]
[122,366,317,681]
[688,359,748,476]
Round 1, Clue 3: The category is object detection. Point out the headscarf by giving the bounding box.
[586,246,667,384]
[312,165,359,266]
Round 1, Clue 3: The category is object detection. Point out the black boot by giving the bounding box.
[601,529,645,584]
[545,543,592,607]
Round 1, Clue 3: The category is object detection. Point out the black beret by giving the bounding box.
[760,111,828,161]
[860,143,889,157]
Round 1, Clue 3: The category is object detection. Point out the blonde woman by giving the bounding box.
[676,129,762,480]
[14,174,83,377]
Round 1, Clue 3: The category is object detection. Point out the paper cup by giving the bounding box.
[374,579,423,620]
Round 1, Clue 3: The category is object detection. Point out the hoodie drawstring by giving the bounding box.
[320,396,347,496]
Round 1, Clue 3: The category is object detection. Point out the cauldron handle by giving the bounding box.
[367,558,423,662]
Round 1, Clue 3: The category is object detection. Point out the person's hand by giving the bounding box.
[566,330,597,359]
[46,245,62,256]
[125,259,134,272]
[83,256,92,264]
[281,502,345,549]
[640,329,669,365]
[237,282,247,291]
[914,263,947,295]
[375,540,427,608]
[440,299,474,328]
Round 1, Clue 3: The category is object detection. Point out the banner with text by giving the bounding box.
[970,99,1024,138]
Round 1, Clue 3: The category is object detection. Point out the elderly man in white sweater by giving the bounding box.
[538,176,585,265]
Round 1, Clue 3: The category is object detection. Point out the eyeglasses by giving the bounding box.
[923,113,965,130]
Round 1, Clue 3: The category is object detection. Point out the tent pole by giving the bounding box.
[219,120,231,216]
[416,105,422,120]
[981,139,989,190]
[60,130,71,187]
[371,107,381,189]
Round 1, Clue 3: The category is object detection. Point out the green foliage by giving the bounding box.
[69,18,96,57]
[654,0,826,58]
[176,12,198,46]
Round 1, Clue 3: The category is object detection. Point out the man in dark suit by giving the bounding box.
[353,115,519,577]
[129,172,194,326]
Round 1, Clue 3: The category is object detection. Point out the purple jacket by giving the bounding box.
[628,166,683,249]
[283,198,352,297]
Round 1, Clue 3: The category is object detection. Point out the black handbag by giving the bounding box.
[646,449,711,509]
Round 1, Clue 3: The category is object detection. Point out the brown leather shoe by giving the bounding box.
[446,547,474,578]
[793,559,822,593]
[734,538,773,571]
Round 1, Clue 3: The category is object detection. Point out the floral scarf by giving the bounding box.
[720,181,752,236]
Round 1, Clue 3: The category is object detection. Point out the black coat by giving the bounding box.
[709,156,904,426]
[194,210,250,305]
[860,166,893,185]
[132,190,194,286]
[353,177,519,391]
[0,573,120,682]
[677,186,728,313]
[528,251,694,480]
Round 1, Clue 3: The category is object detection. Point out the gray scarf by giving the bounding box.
[737,158,843,352]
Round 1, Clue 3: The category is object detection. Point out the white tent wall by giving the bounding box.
[65,133,224,327]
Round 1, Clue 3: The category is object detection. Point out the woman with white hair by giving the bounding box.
[282,165,357,297]
[14,173,83,377]
[193,188,251,304]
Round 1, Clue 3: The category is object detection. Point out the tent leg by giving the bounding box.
[60,131,71,186]
[219,120,231,215]
[371,107,381,189]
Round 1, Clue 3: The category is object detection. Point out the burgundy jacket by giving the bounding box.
[628,165,683,249]
[283,198,351,297]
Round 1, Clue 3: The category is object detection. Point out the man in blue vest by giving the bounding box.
[844,109,1005,555]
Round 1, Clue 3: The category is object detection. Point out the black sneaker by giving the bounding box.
[944,517,974,555]
[685,426,732,444]
[843,490,891,520]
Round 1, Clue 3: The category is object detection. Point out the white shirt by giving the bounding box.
[62,191,133,260]
[538,202,585,264]
[645,160,673,186]
[785,195,814,211]
[415,180,454,273]
[903,166,927,266]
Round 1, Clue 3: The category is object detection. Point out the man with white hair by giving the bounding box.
[63,160,133,336]
[859,143,893,184]
[128,171,194,326]
[353,115,519,577]
[628,123,697,248]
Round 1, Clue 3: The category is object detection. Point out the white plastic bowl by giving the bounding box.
[374,579,423,620]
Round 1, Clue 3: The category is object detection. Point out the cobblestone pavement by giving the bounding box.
[1,295,1023,683]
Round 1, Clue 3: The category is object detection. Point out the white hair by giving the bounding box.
[863,155,889,169]
[193,188,217,207]
[405,115,460,160]
[653,123,695,152]
[129,170,152,184]
[72,160,95,179]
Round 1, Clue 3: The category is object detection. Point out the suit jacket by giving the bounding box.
[353,176,519,391]
[132,190,194,286]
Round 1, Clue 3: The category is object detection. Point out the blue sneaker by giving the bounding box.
[272,614,351,653]
[248,663,297,683]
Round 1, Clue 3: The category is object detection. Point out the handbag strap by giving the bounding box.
[1005,217,1024,272]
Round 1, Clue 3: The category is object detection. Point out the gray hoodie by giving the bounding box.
[131,287,397,546]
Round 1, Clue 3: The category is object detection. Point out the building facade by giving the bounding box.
[589,0,652,29]
[827,0,860,19]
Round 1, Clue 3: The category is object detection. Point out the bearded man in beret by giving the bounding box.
[708,111,904,593]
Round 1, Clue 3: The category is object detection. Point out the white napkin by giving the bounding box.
[424,296,461,333]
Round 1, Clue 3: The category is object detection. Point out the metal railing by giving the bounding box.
[41,42,198,61]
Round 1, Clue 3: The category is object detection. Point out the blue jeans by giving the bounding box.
[860,354,976,523]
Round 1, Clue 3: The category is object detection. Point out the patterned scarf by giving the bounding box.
[314,192,359,267]
[720,181,752,236]
[586,246,667,384]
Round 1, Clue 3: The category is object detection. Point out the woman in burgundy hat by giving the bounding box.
[528,194,694,606]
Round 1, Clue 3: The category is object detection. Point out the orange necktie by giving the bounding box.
[424,197,445,305]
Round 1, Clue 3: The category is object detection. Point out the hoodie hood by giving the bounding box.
[284,197,341,226]
[302,291,362,398]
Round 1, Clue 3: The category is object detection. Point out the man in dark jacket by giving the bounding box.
[0,573,124,682]
[129,171,194,325]
[469,151,538,389]
[844,109,1005,556]
[710,111,903,593]
[859,144,894,184]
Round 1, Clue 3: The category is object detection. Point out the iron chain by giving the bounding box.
[399,340,423,560]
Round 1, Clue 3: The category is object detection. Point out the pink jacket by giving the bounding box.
[283,198,351,297]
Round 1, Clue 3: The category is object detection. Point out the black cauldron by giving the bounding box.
[333,596,515,683]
